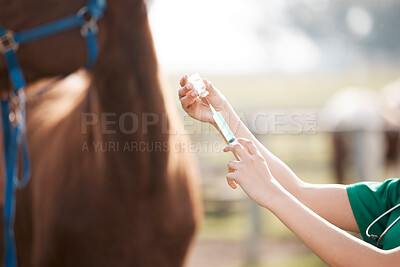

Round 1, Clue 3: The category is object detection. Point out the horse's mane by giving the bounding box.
[23,0,201,197]
[0,1,201,265]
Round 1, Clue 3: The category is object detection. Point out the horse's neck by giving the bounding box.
[26,71,90,129]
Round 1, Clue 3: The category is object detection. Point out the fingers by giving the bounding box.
[226,172,238,189]
[180,86,199,109]
[227,160,240,171]
[237,138,258,155]
[223,142,249,160]
[180,75,217,96]
[226,176,237,189]
[186,98,201,112]
[180,76,217,100]
[227,161,240,189]
[178,83,194,98]
[203,78,219,96]
[180,74,189,87]
[227,161,239,189]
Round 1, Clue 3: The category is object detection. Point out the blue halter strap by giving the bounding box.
[0,1,106,266]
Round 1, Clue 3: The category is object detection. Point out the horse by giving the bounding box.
[321,84,400,184]
[0,0,202,266]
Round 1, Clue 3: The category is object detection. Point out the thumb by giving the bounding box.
[203,78,219,97]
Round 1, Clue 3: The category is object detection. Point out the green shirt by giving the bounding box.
[347,178,400,250]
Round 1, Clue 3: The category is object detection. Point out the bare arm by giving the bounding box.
[267,181,398,267]
[178,75,358,232]
[221,103,359,232]
[225,140,399,267]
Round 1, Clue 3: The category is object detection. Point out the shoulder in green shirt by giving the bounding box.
[347,178,400,250]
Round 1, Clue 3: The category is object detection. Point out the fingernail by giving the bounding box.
[191,91,197,97]
[187,84,192,89]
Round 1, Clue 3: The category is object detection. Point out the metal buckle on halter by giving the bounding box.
[81,18,98,36]
[0,31,19,54]
[8,90,25,127]
[77,7,99,37]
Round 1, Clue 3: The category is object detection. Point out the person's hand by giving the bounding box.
[223,138,280,206]
[178,74,229,126]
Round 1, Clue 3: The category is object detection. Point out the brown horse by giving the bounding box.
[322,86,400,184]
[0,0,202,266]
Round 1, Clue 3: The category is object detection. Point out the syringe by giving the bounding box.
[203,97,237,144]
[188,74,239,160]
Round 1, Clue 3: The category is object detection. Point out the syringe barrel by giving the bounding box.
[213,112,236,144]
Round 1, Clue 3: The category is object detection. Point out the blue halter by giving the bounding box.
[0,1,106,266]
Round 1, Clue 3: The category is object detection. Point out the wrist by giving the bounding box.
[209,101,238,128]
[258,179,289,211]
[219,103,240,128]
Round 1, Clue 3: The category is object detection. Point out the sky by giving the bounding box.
[148,0,321,74]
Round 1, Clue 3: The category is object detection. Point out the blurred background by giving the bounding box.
[148,0,400,266]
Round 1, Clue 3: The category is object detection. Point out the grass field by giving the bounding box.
[165,69,400,266]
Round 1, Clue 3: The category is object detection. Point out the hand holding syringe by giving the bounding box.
[178,73,275,193]
[179,73,274,192]
[180,73,240,160]
[178,78,372,265]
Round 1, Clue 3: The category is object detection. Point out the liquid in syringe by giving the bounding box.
[188,73,238,146]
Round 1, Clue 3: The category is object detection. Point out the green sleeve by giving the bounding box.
[346,178,400,245]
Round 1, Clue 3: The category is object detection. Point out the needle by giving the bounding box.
[203,97,216,113]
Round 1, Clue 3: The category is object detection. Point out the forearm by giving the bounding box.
[221,105,304,195]
[221,105,358,231]
[265,182,392,267]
